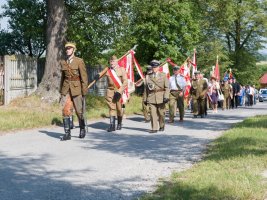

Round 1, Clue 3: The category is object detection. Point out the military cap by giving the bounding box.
[110,55,118,61]
[150,59,160,67]
[65,42,76,49]
[194,70,200,74]
[173,66,180,70]
[146,65,152,70]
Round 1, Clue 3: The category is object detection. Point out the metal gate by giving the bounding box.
[3,55,37,105]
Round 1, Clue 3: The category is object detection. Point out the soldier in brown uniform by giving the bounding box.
[190,71,208,118]
[143,60,170,133]
[221,78,232,109]
[60,42,88,140]
[95,55,128,132]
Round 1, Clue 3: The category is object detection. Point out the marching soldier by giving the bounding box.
[94,55,128,132]
[168,66,187,123]
[190,71,208,118]
[143,60,170,133]
[60,42,88,140]
[222,78,232,110]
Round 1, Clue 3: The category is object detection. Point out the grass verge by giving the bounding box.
[142,115,267,200]
[0,94,143,133]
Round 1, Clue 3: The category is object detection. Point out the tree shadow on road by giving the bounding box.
[0,153,147,200]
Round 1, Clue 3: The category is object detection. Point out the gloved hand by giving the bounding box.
[94,74,100,81]
[113,92,121,102]
[163,98,169,104]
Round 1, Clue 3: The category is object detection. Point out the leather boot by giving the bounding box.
[117,116,122,130]
[79,118,86,138]
[61,117,71,141]
[70,115,74,129]
[107,116,116,132]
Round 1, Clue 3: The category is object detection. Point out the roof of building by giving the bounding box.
[260,73,267,84]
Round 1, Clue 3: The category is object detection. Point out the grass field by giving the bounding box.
[0,94,143,132]
[142,115,267,200]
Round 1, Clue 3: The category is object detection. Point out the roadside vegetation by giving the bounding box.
[0,94,143,133]
[142,115,267,200]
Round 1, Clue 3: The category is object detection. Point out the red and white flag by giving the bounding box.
[159,62,170,78]
[191,49,197,77]
[117,50,144,103]
[179,62,191,98]
[214,55,220,81]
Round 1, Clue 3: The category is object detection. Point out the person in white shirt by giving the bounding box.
[168,66,187,123]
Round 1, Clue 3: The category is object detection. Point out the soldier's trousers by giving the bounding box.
[149,103,166,131]
[223,96,231,109]
[169,91,184,120]
[105,89,123,117]
[192,97,205,116]
[62,93,83,119]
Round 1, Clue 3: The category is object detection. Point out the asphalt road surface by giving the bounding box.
[0,102,267,200]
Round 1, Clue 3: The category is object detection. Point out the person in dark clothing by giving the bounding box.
[231,77,241,108]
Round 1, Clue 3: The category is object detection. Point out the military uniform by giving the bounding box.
[143,60,169,133]
[190,71,208,118]
[222,79,232,109]
[104,56,128,132]
[60,42,88,140]
[168,66,186,123]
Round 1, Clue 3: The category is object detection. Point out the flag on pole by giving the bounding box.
[191,49,197,77]
[179,61,191,98]
[117,50,144,103]
[214,55,220,81]
[159,62,170,78]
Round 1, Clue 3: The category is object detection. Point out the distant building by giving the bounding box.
[259,73,267,88]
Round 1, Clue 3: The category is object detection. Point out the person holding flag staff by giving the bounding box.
[143,60,170,133]
[60,42,88,141]
[168,66,187,123]
[94,55,128,132]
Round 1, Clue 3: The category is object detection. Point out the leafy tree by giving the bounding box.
[196,0,267,70]
[36,0,67,101]
[0,0,46,58]
[65,0,131,65]
[117,0,201,65]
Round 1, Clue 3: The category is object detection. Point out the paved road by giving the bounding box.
[0,102,267,200]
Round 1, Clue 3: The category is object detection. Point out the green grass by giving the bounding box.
[0,94,143,132]
[142,115,267,200]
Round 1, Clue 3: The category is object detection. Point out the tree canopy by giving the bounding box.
[0,0,266,89]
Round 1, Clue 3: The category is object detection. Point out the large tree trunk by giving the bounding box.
[36,0,67,102]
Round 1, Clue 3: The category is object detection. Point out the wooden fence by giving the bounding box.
[2,55,37,105]
[0,55,110,106]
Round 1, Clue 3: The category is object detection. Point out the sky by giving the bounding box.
[0,0,266,54]
[0,0,8,30]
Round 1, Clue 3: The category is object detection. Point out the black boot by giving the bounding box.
[107,116,116,132]
[70,115,74,129]
[117,116,122,130]
[61,117,71,141]
[79,118,86,138]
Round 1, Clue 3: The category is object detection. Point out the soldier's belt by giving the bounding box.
[67,76,80,81]
[149,88,165,93]
[170,89,182,92]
